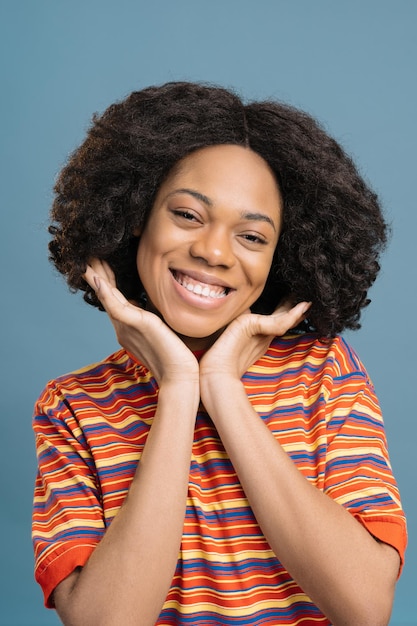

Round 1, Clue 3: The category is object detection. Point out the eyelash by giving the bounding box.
[241,233,267,245]
[172,209,199,222]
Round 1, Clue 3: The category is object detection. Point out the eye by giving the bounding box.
[240,233,268,245]
[171,209,201,222]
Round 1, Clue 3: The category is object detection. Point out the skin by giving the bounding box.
[134,144,283,349]
[53,145,400,626]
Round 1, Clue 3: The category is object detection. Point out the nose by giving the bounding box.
[189,226,235,268]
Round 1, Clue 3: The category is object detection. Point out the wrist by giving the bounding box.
[157,378,201,418]
[200,373,245,413]
[159,374,200,393]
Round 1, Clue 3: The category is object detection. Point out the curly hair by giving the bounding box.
[49,81,388,338]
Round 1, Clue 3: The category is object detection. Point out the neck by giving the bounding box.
[176,327,225,352]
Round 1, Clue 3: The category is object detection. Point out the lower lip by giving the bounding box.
[170,271,232,309]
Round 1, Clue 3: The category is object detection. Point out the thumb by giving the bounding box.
[252,301,311,336]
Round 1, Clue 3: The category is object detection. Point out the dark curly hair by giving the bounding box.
[49,81,388,338]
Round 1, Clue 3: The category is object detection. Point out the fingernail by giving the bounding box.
[93,276,101,291]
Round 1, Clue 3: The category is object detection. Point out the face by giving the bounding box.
[136,144,282,350]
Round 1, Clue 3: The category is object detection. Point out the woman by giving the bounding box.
[32,82,406,625]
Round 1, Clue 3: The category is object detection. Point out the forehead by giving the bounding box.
[168,144,277,185]
[157,144,282,219]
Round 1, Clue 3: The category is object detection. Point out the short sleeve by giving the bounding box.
[322,339,407,572]
[32,380,105,607]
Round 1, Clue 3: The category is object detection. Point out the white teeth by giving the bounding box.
[176,273,227,299]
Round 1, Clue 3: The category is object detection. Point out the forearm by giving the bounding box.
[201,376,399,625]
[55,382,199,626]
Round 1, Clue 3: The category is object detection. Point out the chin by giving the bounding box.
[173,324,221,340]
[167,319,225,348]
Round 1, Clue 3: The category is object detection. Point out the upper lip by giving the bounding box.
[171,268,234,290]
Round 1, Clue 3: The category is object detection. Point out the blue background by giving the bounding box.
[0,1,415,624]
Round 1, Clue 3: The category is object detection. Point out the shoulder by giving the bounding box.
[267,333,361,367]
[34,349,152,415]
[254,334,371,384]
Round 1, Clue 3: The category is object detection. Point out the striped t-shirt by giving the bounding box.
[32,334,407,625]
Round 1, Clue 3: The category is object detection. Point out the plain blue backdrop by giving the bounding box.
[0,1,415,624]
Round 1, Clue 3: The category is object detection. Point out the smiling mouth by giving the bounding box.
[172,270,231,299]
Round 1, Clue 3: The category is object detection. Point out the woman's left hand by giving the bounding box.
[198,298,399,626]
[200,300,311,381]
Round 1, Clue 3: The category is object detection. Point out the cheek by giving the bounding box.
[135,244,144,276]
[136,230,157,268]
[135,238,155,288]
[253,254,275,288]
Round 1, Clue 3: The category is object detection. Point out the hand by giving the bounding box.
[83,259,199,386]
[200,300,311,381]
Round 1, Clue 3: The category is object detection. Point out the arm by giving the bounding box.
[53,261,200,626]
[199,306,400,626]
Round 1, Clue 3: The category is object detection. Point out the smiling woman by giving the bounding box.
[135,145,281,348]
[32,81,407,626]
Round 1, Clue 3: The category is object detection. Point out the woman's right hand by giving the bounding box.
[83,259,199,386]
[55,259,201,626]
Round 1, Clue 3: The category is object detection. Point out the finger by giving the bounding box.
[271,297,301,316]
[93,273,130,308]
[84,264,133,319]
[87,258,117,288]
[83,263,100,291]
[276,300,311,319]
[251,301,311,336]
[100,259,117,288]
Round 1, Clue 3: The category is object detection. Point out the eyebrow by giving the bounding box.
[170,188,213,206]
[240,211,277,232]
[169,188,277,231]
